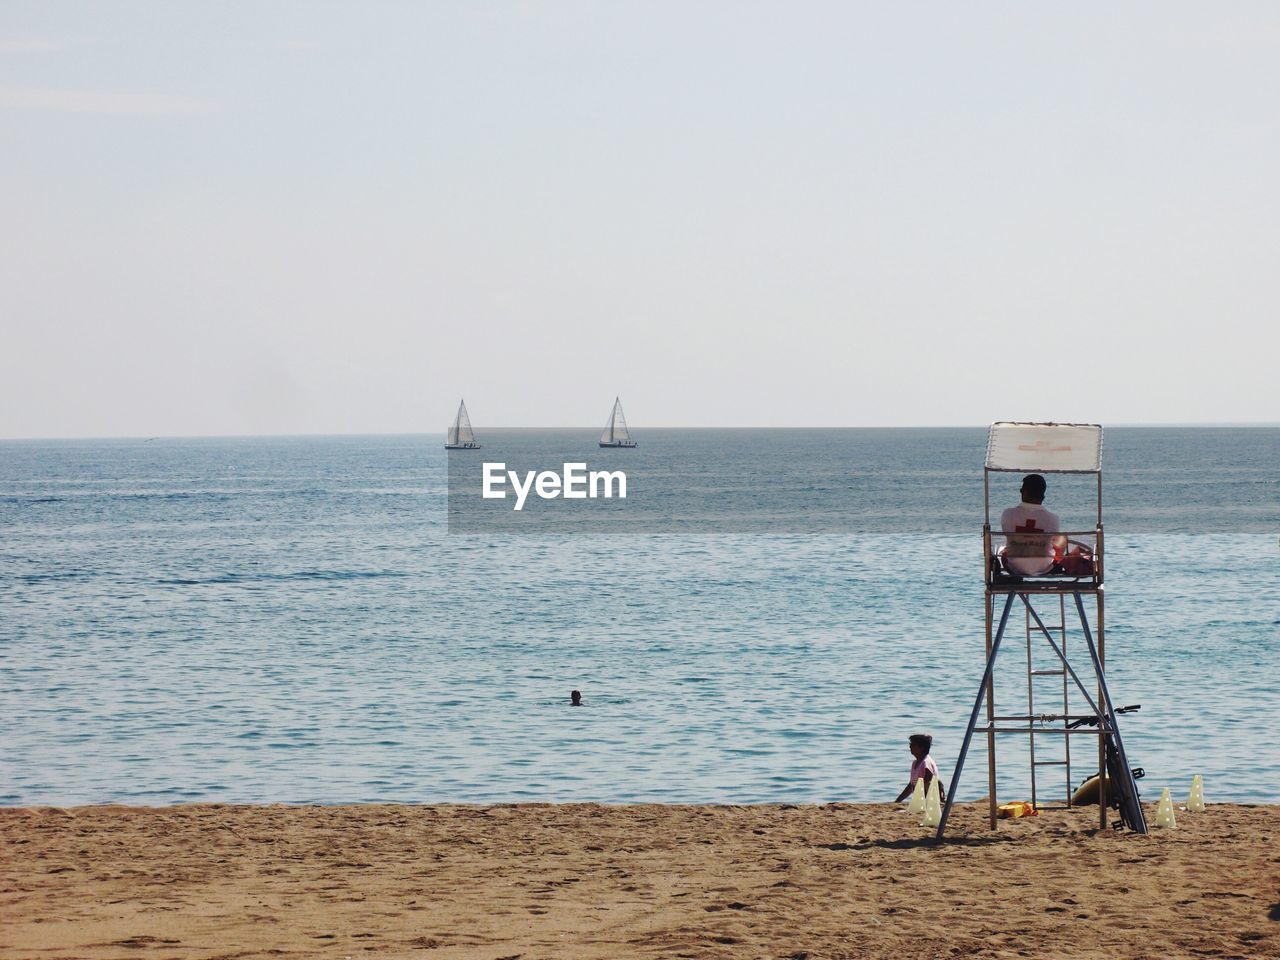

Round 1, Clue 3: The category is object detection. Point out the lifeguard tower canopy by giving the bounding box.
[985,422,1102,474]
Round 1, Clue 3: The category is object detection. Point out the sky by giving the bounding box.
[1,2,1278,438]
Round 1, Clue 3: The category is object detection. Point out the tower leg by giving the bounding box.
[984,591,998,829]
[1095,591,1107,828]
[935,592,1015,843]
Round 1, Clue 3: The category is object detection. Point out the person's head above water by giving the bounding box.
[908,733,933,759]
[1020,473,1047,505]
[570,689,582,706]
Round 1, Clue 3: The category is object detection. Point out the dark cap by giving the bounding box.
[1021,474,1047,499]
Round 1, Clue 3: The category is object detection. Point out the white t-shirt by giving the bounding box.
[999,501,1061,576]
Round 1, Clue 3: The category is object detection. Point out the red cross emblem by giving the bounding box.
[1015,519,1041,533]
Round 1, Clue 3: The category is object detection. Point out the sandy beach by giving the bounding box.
[2,802,1276,960]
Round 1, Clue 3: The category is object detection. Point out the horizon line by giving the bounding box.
[3,421,1279,442]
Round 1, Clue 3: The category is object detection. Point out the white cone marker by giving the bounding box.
[907,777,927,815]
[1154,786,1177,829]
[1187,774,1205,813]
[921,778,942,828]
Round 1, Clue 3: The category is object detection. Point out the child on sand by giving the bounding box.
[895,733,946,803]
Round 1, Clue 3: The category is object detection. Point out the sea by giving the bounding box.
[1,428,1277,807]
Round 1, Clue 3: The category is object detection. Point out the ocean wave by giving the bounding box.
[6,569,96,585]
[156,569,409,585]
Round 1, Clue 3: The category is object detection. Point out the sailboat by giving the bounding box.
[599,396,637,448]
[445,399,481,450]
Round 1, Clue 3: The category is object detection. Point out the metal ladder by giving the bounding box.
[1025,594,1071,809]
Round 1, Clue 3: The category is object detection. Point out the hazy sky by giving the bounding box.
[2,2,1277,437]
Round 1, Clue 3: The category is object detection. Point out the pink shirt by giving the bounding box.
[910,755,939,786]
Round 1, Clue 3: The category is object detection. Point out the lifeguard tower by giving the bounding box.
[935,422,1147,840]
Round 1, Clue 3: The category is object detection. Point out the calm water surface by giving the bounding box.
[1,430,1276,805]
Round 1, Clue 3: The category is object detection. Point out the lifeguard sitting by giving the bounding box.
[1000,473,1067,576]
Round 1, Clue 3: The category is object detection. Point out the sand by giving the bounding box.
[2,802,1276,960]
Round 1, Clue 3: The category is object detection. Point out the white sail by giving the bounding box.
[611,399,631,442]
[600,397,633,445]
[447,400,477,447]
[600,404,615,444]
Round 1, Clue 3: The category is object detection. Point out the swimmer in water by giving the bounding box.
[570,689,582,706]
